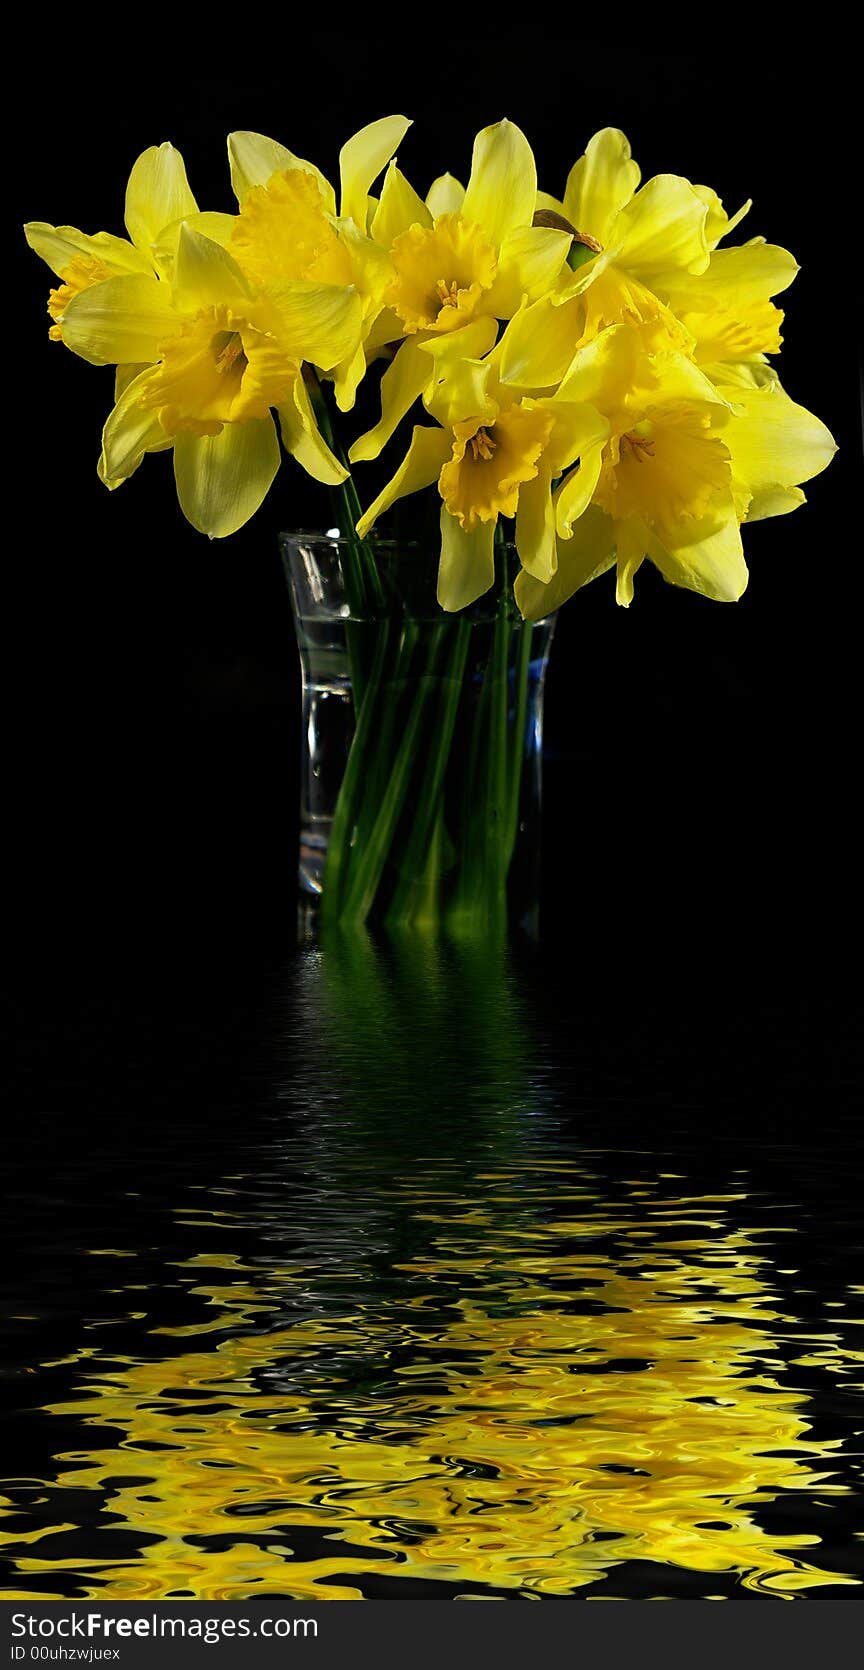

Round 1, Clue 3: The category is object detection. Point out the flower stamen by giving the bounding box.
[469,427,497,463]
[436,279,461,308]
[213,331,246,376]
[620,431,655,463]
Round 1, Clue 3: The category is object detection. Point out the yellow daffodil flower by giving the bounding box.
[350,120,573,466]
[226,118,410,411]
[60,224,361,536]
[25,143,205,342]
[514,323,836,619]
[655,238,800,373]
[355,340,607,609]
[499,127,716,389]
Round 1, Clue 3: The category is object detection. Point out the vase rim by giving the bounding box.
[279,529,519,553]
[279,530,418,549]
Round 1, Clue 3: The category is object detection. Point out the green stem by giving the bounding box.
[320,618,394,924]
[339,622,445,927]
[505,620,533,867]
[485,587,510,902]
[384,616,472,929]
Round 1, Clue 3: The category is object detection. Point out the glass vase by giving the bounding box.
[281,532,554,940]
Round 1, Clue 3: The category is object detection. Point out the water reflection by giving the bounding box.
[2,939,861,1599]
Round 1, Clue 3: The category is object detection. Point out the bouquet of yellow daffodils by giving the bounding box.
[26,117,836,933]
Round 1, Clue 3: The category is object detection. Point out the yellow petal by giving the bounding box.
[173,224,251,312]
[339,116,412,230]
[277,375,349,486]
[745,484,806,522]
[658,242,799,361]
[228,131,336,213]
[461,119,537,248]
[173,417,280,537]
[535,190,567,218]
[332,341,368,413]
[515,462,556,581]
[515,505,616,620]
[124,143,198,255]
[563,128,640,246]
[613,174,709,278]
[150,212,237,278]
[694,185,751,249]
[60,274,179,365]
[438,507,496,611]
[484,225,572,317]
[115,363,148,400]
[371,162,432,248]
[711,240,802,298]
[554,440,606,538]
[724,382,837,499]
[98,367,172,487]
[543,401,609,477]
[263,280,363,372]
[24,222,151,279]
[498,294,584,389]
[421,321,499,428]
[614,518,647,605]
[426,174,465,217]
[348,339,431,463]
[649,501,748,602]
[355,426,451,539]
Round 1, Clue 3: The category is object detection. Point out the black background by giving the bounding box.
[10,41,861,974]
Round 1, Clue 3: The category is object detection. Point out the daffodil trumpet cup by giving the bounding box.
[282,530,553,939]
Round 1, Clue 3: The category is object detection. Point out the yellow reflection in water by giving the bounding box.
[1,939,860,1600]
[1,1173,859,1600]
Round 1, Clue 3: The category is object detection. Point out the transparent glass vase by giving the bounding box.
[281,532,554,939]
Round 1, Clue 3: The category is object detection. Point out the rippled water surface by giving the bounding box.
[3,940,862,1599]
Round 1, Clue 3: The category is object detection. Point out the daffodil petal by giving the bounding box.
[725,383,837,498]
[348,339,431,463]
[462,119,537,248]
[614,519,647,606]
[24,222,152,279]
[173,225,252,311]
[535,190,567,218]
[438,507,496,611]
[745,485,806,522]
[228,131,336,213]
[332,341,368,413]
[426,174,465,217]
[543,402,610,476]
[649,502,748,602]
[485,226,572,317]
[694,185,751,248]
[124,143,198,255]
[264,281,363,372]
[173,417,280,538]
[99,366,172,487]
[115,363,148,400]
[613,174,709,278]
[563,128,641,246]
[421,322,499,428]
[515,463,556,582]
[277,376,349,486]
[151,212,237,278]
[515,505,616,620]
[60,274,179,365]
[371,162,432,248]
[554,440,606,538]
[339,116,412,230]
[355,426,451,539]
[499,294,584,389]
